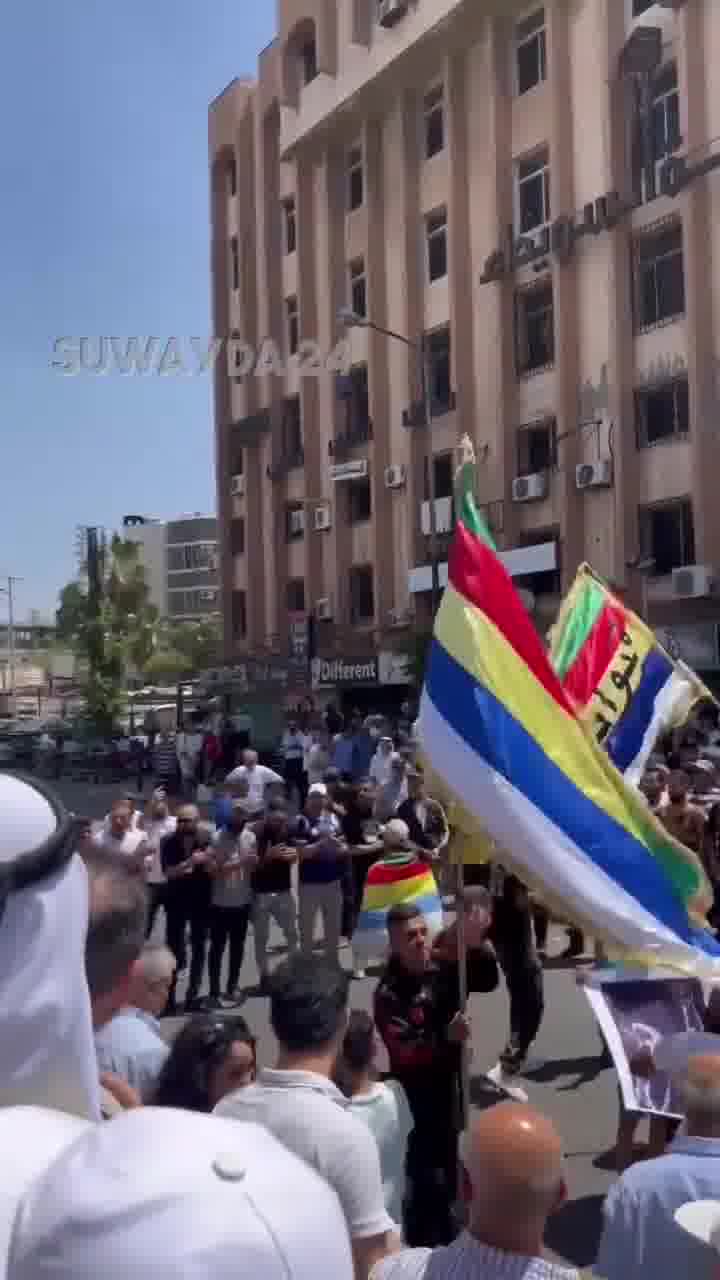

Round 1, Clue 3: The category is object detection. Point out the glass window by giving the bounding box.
[347,477,372,524]
[300,39,318,85]
[424,86,445,158]
[426,328,452,415]
[283,198,297,254]
[515,281,555,374]
[282,396,303,461]
[286,296,299,355]
[348,147,364,211]
[349,565,375,623]
[639,499,695,575]
[516,149,550,234]
[516,10,546,96]
[230,236,240,291]
[636,223,685,329]
[635,377,689,447]
[349,258,367,318]
[286,578,306,612]
[426,209,448,282]
[517,418,557,475]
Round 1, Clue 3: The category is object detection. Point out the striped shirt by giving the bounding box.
[372,1233,579,1280]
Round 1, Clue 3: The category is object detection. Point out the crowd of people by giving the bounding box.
[5,708,720,1277]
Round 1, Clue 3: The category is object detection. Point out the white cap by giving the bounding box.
[308,782,328,797]
[675,1200,720,1253]
[0,1107,91,1273]
[7,1108,354,1280]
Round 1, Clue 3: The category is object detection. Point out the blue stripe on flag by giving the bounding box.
[357,894,443,931]
[425,641,720,956]
[606,647,673,774]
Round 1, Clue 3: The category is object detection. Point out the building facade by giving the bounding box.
[210,0,720,692]
[122,514,220,621]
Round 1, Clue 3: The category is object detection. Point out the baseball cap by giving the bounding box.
[7,1108,354,1280]
[0,1107,90,1271]
[308,782,328,797]
[675,1200,720,1253]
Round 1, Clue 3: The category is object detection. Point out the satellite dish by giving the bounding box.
[517,588,536,612]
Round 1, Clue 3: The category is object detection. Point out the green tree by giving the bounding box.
[55,536,159,734]
[149,617,222,680]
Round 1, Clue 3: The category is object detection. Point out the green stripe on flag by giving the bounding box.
[552,579,607,679]
[456,464,496,551]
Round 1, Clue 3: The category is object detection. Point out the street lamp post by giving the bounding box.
[338,307,439,618]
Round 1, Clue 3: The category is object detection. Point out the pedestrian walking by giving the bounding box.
[250,799,299,986]
[294,784,347,962]
[160,806,213,1013]
[280,718,310,807]
[207,803,258,1006]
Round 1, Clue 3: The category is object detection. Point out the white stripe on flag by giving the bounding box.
[625,668,700,786]
[419,691,720,977]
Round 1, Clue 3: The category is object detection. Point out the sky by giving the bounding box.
[0,1,276,621]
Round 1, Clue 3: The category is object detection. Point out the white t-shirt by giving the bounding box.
[307,743,329,785]
[215,1068,396,1239]
[92,827,148,859]
[176,731,204,777]
[143,815,177,884]
[225,763,283,810]
[281,731,309,763]
[347,1081,413,1228]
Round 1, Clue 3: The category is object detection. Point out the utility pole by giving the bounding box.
[0,576,23,718]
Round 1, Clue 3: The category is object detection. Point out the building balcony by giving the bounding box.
[231,409,271,447]
[329,419,373,459]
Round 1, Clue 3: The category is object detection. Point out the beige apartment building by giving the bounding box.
[210,0,720,703]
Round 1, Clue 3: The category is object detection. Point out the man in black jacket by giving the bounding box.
[160,805,213,1013]
[374,899,498,1248]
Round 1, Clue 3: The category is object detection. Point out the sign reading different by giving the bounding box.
[312,657,378,688]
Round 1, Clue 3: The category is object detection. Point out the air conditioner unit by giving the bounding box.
[316,597,333,621]
[512,473,547,503]
[421,497,454,535]
[289,509,305,536]
[576,460,613,491]
[384,464,406,490]
[314,506,332,532]
[672,565,714,599]
[231,474,245,497]
[378,0,408,28]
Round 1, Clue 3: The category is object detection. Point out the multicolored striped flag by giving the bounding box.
[418,447,720,975]
[549,564,713,784]
[353,853,443,965]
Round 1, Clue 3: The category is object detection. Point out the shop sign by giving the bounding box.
[378,652,412,685]
[655,623,720,672]
[198,658,308,696]
[311,656,378,688]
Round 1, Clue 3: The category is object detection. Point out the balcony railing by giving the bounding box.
[329,419,374,459]
[231,409,271,446]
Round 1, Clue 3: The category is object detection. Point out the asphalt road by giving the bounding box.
[52,775,618,1270]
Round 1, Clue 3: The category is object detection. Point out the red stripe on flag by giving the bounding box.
[562,601,627,706]
[366,859,429,887]
[449,522,571,714]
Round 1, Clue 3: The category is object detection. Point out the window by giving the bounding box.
[300,38,318,85]
[516,529,561,596]
[286,578,306,613]
[285,502,305,541]
[347,477,372,524]
[636,377,689,447]
[286,296,299,355]
[167,543,216,572]
[282,395,303,461]
[517,418,557,475]
[639,498,695,576]
[635,223,685,329]
[633,0,656,15]
[228,153,237,197]
[349,565,375,623]
[231,518,245,556]
[516,148,550,234]
[230,236,240,291]
[230,328,244,383]
[283,198,297,254]
[232,590,247,638]
[515,9,546,96]
[348,147,364,211]
[168,588,219,616]
[424,86,445,158]
[652,63,681,164]
[426,328,452,415]
[516,280,555,374]
[346,363,370,433]
[233,446,244,475]
[426,209,448,282]
[424,452,454,500]
[349,258,367,319]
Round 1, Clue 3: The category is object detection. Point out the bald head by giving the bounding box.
[461,1104,566,1254]
[681,1055,720,1135]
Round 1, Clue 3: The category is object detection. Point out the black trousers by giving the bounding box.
[533,905,549,951]
[504,964,545,1058]
[284,759,307,806]
[404,1104,458,1247]
[208,904,251,997]
[165,898,209,1002]
[146,883,167,939]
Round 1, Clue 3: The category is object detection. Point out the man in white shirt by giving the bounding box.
[94,943,174,1100]
[281,719,310,806]
[92,799,148,867]
[226,749,283,812]
[216,955,397,1280]
[176,725,205,798]
[142,789,176,937]
[374,1102,576,1280]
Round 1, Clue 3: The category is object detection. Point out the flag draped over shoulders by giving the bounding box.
[418,456,720,977]
[549,563,713,784]
[353,853,443,963]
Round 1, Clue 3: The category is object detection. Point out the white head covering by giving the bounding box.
[6,1108,354,1280]
[0,1107,90,1272]
[0,773,99,1120]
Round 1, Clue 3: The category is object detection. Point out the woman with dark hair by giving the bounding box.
[152,1015,257,1113]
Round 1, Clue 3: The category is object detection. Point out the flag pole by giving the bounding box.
[453,435,477,1130]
